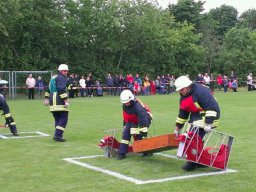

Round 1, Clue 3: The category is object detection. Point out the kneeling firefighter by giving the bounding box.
[117,89,152,160]
[0,94,18,136]
[174,76,220,171]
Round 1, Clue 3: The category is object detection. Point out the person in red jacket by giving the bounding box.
[217,74,223,91]
[117,89,152,159]
[174,76,220,171]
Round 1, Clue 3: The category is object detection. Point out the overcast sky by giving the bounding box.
[158,0,256,15]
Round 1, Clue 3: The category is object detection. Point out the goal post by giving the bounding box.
[11,71,52,99]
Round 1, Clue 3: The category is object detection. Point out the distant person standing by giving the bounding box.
[26,73,36,99]
[35,76,45,98]
[247,73,253,91]
[44,64,69,142]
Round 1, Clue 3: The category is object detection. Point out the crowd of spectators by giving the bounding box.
[64,71,254,98]
[17,71,254,99]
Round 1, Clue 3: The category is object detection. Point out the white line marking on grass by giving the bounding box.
[0,131,50,139]
[63,153,238,184]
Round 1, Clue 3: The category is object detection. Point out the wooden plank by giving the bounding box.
[132,134,179,153]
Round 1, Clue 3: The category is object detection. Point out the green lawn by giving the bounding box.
[0,90,256,192]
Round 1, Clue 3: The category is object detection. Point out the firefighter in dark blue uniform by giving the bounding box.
[117,89,152,160]
[174,76,220,171]
[0,94,18,136]
[45,64,69,142]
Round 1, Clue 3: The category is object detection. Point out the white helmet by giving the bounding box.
[174,76,192,91]
[58,64,69,71]
[120,89,135,103]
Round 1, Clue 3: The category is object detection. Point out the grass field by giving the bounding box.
[0,90,256,192]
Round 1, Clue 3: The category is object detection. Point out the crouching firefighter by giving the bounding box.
[0,94,18,136]
[117,89,153,160]
[173,76,220,171]
[44,64,69,142]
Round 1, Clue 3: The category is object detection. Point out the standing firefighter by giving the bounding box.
[0,94,18,136]
[117,89,152,160]
[174,76,220,171]
[44,64,69,142]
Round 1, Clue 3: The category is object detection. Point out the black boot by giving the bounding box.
[141,152,153,157]
[9,125,18,136]
[182,162,197,171]
[117,154,126,160]
[53,136,66,142]
[12,132,19,136]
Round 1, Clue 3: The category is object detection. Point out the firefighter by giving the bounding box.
[44,64,69,142]
[0,94,18,136]
[117,89,152,160]
[174,76,220,171]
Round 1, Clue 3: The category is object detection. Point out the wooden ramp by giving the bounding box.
[133,134,179,153]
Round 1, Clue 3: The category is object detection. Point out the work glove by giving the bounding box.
[5,116,14,127]
[44,99,49,106]
[204,124,212,132]
[174,127,181,138]
[64,100,69,108]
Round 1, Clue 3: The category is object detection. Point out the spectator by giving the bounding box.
[217,74,223,91]
[106,73,114,95]
[247,73,253,91]
[222,76,228,93]
[232,79,238,92]
[79,76,86,97]
[96,80,103,96]
[26,73,36,99]
[35,76,45,98]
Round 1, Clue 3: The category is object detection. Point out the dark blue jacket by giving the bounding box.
[176,83,220,129]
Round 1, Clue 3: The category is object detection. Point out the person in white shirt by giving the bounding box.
[26,73,36,99]
[79,76,86,97]
[203,73,211,88]
[247,73,253,91]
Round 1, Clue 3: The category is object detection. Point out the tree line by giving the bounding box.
[0,0,256,80]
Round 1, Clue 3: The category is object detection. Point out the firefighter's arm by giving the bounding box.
[136,104,149,129]
[44,89,50,106]
[174,109,189,137]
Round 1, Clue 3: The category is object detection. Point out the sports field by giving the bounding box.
[0,90,255,192]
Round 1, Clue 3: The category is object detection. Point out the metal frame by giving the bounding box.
[11,71,52,98]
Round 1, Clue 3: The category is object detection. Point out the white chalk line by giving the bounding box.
[63,153,238,184]
[0,131,50,139]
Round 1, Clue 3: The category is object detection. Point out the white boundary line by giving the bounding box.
[0,131,50,139]
[63,153,238,184]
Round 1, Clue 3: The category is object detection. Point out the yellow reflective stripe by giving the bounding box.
[205,110,217,117]
[139,127,148,133]
[147,112,153,118]
[4,113,11,118]
[45,92,50,97]
[213,120,219,127]
[130,128,140,135]
[53,93,57,106]
[56,126,65,131]
[176,117,187,124]
[121,139,129,144]
[50,106,69,112]
[60,93,68,99]
[10,122,16,125]
[194,102,202,109]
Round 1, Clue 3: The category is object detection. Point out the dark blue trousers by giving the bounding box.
[52,111,69,138]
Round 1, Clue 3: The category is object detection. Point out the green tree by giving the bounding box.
[218,27,256,77]
[238,9,256,31]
